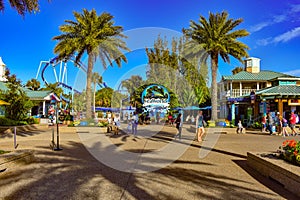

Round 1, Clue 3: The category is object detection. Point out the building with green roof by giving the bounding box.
[218,57,300,126]
[0,81,60,117]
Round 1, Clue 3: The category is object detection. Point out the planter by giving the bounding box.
[247,152,300,198]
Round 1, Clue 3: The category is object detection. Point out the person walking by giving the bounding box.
[131,111,139,137]
[261,114,267,132]
[274,112,281,135]
[289,111,298,136]
[267,112,274,135]
[281,116,289,137]
[236,120,244,134]
[195,110,205,142]
[175,113,183,140]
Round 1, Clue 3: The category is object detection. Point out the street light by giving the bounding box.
[52,95,62,151]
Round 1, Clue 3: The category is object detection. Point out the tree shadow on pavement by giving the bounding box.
[0,125,48,139]
[0,131,294,200]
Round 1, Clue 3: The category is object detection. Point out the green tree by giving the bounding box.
[0,69,33,121]
[146,35,210,107]
[95,87,113,107]
[25,78,41,91]
[232,66,244,74]
[184,11,249,120]
[121,75,144,96]
[0,0,40,16]
[73,91,86,113]
[53,9,129,119]
[40,82,63,97]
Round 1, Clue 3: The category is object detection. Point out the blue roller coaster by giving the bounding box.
[35,56,107,104]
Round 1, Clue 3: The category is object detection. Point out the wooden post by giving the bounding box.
[278,99,283,116]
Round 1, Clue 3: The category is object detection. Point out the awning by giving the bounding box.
[0,100,10,105]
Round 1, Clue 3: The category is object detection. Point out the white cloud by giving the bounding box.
[250,3,300,33]
[291,4,300,13]
[256,38,272,46]
[273,27,300,43]
[250,22,270,32]
[283,69,300,77]
[256,27,300,46]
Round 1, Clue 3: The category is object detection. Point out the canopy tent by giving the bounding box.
[95,107,120,112]
[183,106,201,110]
[199,106,212,110]
[0,100,10,105]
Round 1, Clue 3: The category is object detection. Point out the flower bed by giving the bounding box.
[279,139,300,167]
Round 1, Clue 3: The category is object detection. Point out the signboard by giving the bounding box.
[141,84,170,113]
[250,91,256,104]
[228,97,250,102]
[288,99,300,106]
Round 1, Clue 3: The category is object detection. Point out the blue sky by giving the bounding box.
[0,0,300,91]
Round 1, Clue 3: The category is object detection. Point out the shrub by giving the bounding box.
[279,139,300,166]
[0,117,18,126]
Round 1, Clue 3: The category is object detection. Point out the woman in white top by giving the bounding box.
[195,111,205,142]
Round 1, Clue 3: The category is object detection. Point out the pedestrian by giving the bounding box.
[289,111,298,136]
[274,112,281,134]
[281,116,289,137]
[191,115,195,124]
[168,113,173,126]
[236,120,244,134]
[267,112,274,135]
[132,111,139,137]
[195,110,205,142]
[127,120,132,134]
[261,114,267,132]
[175,113,183,139]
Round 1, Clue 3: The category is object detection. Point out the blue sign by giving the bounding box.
[141,84,170,113]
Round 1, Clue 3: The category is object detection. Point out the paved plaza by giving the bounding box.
[0,123,299,200]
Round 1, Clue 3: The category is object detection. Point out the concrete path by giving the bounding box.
[0,124,299,200]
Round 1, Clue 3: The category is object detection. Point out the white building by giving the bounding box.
[0,57,7,82]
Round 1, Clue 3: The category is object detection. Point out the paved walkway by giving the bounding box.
[0,124,299,200]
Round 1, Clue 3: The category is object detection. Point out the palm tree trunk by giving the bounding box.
[86,55,93,119]
[211,53,218,121]
[93,82,96,115]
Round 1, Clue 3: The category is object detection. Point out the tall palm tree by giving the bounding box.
[92,72,102,114]
[184,11,249,120]
[53,9,129,119]
[0,0,40,16]
[25,78,41,91]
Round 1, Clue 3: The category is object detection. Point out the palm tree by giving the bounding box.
[41,82,63,97]
[53,9,129,119]
[0,0,40,16]
[92,72,102,114]
[184,11,249,120]
[25,78,41,91]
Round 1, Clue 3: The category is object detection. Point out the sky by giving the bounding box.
[0,0,300,91]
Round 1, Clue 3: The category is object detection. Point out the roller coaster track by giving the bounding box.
[38,56,87,94]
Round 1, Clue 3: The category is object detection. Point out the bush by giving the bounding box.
[26,117,40,124]
[279,139,300,166]
[0,117,18,126]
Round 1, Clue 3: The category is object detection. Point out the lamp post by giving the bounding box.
[54,99,62,151]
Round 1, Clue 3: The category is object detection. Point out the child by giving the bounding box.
[236,120,244,134]
[127,120,132,134]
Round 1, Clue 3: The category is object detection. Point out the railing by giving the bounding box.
[220,89,257,98]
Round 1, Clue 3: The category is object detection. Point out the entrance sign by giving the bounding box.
[141,84,170,112]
